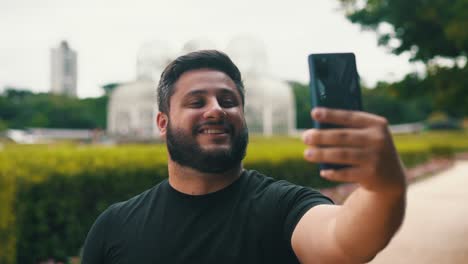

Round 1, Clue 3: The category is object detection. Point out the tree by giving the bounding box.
[0,119,7,131]
[339,0,468,62]
[0,89,108,129]
[362,82,433,123]
[101,83,121,95]
[425,64,468,117]
[288,80,429,126]
[289,81,314,129]
[339,0,468,118]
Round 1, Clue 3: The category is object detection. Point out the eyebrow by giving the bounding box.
[184,88,237,97]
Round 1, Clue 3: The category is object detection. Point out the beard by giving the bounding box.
[166,120,249,173]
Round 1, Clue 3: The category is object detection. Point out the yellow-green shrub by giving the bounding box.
[1,131,467,263]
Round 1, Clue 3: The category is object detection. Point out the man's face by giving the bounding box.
[161,68,248,173]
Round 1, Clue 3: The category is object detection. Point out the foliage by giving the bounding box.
[339,0,468,62]
[290,81,313,129]
[424,65,468,117]
[0,89,108,130]
[1,132,468,263]
[0,139,326,263]
[0,119,8,132]
[339,0,468,119]
[375,65,468,118]
[101,83,121,95]
[290,80,431,125]
[362,80,433,123]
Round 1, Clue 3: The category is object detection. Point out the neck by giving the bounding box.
[167,159,243,195]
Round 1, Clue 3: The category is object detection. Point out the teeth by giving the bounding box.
[203,129,225,134]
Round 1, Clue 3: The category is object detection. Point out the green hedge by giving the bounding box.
[1,132,468,263]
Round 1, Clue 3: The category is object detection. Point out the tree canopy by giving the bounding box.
[0,89,107,130]
[339,0,468,119]
[340,0,468,62]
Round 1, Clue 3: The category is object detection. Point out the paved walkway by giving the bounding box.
[369,160,468,263]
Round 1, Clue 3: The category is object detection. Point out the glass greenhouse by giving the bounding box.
[107,37,296,139]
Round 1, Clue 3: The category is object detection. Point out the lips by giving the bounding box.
[194,122,232,135]
[200,128,228,134]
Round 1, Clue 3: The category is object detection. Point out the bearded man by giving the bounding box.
[82,50,406,264]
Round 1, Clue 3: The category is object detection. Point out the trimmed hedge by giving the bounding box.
[1,131,468,263]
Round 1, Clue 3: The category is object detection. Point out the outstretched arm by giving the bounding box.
[292,107,406,263]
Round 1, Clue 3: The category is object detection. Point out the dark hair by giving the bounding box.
[157,50,244,114]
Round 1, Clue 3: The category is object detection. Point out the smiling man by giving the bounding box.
[82,50,406,264]
[163,68,248,177]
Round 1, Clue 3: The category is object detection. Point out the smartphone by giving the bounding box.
[308,53,363,170]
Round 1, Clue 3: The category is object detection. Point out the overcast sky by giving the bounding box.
[0,0,425,98]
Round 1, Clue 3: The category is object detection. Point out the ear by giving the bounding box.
[156,112,168,138]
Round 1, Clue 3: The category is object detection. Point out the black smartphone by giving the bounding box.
[308,53,363,170]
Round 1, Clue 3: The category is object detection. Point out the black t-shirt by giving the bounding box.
[82,170,333,264]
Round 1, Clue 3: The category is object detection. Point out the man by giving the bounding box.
[82,50,406,263]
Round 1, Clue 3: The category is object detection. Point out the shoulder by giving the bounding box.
[241,169,333,220]
[82,181,168,261]
[243,169,332,204]
[104,180,167,221]
[242,169,276,188]
[240,170,334,257]
[87,180,167,235]
[240,169,287,197]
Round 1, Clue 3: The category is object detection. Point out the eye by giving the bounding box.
[220,97,238,108]
[187,99,204,108]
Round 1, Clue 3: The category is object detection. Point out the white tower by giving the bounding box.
[50,41,77,97]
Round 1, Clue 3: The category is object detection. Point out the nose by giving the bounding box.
[203,99,226,120]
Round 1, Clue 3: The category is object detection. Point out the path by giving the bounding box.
[369,160,468,263]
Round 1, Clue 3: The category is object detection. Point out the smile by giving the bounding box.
[196,123,231,135]
[201,129,227,134]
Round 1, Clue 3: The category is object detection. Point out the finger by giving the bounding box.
[303,147,369,165]
[320,167,363,183]
[311,107,388,128]
[302,128,369,147]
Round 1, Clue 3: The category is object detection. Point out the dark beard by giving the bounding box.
[166,120,248,173]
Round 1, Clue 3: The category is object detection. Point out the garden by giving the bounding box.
[1,130,468,263]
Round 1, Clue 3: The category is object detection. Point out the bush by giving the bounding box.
[429,145,455,158]
[1,145,168,263]
[425,112,463,131]
[1,131,468,263]
[15,171,166,263]
[2,140,328,263]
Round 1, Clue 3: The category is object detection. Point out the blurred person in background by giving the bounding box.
[82,50,406,264]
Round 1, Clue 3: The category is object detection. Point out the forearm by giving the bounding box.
[333,185,406,262]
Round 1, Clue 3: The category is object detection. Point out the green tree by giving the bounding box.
[0,89,108,129]
[0,119,8,131]
[340,0,468,62]
[101,83,121,95]
[425,65,468,117]
[290,81,313,129]
[362,82,433,123]
[340,0,468,118]
[288,80,429,126]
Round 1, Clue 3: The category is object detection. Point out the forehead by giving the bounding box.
[172,68,240,98]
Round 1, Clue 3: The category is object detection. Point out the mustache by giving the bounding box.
[192,121,234,135]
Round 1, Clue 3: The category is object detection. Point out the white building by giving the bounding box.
[50,41,77,97]
[226,35,296,135]
[107,40,174,139]
[107,37,296,139]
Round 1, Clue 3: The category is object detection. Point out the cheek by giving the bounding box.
[171,111,200,126]
[228,111,246,126]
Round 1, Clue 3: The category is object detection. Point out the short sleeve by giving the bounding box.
[274,181,334,242]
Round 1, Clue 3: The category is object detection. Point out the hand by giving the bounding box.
[302,107,406,193]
